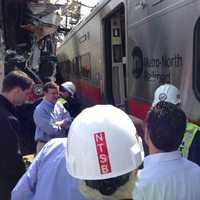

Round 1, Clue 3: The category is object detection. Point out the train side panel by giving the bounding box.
[57,0,126,107]
[57,0,200,123]
[57,10,104,106]
[127,0,200,121]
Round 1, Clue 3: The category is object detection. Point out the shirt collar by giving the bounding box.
[144,151,182,167]
[43,98,55,107]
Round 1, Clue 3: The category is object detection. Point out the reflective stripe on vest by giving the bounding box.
[57,97,67,105]
[179,122,199,158]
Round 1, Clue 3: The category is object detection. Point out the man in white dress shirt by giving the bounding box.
[133,101,200,200]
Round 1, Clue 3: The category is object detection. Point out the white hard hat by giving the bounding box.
[152,84,181,106]
[66,105,144,180]
[61,81,76,96]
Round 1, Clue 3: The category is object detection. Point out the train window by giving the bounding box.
[72,59,75,74]
[131,47,143,79]
[113,45,122,63]
[63,60,71,74]
[72,57,80,76]
[57,61,71,82]
[193,18,200,101]
[112,66,121,104]
[80,53,91,79]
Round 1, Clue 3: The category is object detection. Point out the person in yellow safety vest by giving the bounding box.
[152,84,200,166]
[179,122,200,158]
[59,81,82,119]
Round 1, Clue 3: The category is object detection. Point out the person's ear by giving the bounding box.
[144,125,150,146]
[12,87,22,95]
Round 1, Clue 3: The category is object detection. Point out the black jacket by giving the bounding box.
[0,95,25,200]
[16,99,42,155]
[63,96,82,118]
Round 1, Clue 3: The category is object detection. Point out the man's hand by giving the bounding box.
[54,120,68,129]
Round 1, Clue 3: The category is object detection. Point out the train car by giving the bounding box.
[57,0,200,124]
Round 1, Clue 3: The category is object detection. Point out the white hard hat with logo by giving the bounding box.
[61,81,76,96]
[66,105,144,180]
[152,84,181,106]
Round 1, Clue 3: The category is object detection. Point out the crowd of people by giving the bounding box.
[0,70,200,200]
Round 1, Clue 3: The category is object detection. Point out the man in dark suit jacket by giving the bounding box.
[0,70,32,200]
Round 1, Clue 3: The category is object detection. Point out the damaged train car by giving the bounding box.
[0,0,69,98]
[0,0,72,155]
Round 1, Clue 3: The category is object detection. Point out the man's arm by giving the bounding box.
[0,117,25,199]
[33,107,62,136]
[55,102,72,129]
[61,110,72,129]
[0,116,25,176]
[11,146,46,200]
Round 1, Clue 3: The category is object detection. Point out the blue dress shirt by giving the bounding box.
[34,99,72,142]
[133,151,200,200]
[11,138,86,200]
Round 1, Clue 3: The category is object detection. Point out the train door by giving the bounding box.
[104,5,126,109]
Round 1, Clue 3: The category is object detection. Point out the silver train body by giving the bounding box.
[57,0,200,122]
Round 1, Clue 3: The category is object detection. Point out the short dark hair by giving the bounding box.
[85,172,130,195]
[43,82,58,93]
[147,101,186,152]
[2,70,33,92]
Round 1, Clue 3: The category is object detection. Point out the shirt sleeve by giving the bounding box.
[33,106,62,136]
[0,116,25,178]
[63,110,72,129]
[56,102,72,129]
[133,184,145,200]
[11,145,47,200]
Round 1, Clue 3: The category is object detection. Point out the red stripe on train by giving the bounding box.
[128,99,200,126]
[76,81,102,104]
[73,80,152,120]
[128,99,151,121]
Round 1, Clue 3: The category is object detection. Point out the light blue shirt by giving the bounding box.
[133,151,200,200]
[34,99,72,142]
[11,138,86,200]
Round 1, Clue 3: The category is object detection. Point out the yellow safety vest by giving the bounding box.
[179,122,200,158]
[57,97,67,105]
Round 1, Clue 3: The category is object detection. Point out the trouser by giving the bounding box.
[36,141,47,154]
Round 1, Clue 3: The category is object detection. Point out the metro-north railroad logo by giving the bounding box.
[33,84,43,96]
[94,132,112,174]
[159,93,168,101]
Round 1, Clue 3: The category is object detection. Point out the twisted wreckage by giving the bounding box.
[0,0,81,96]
